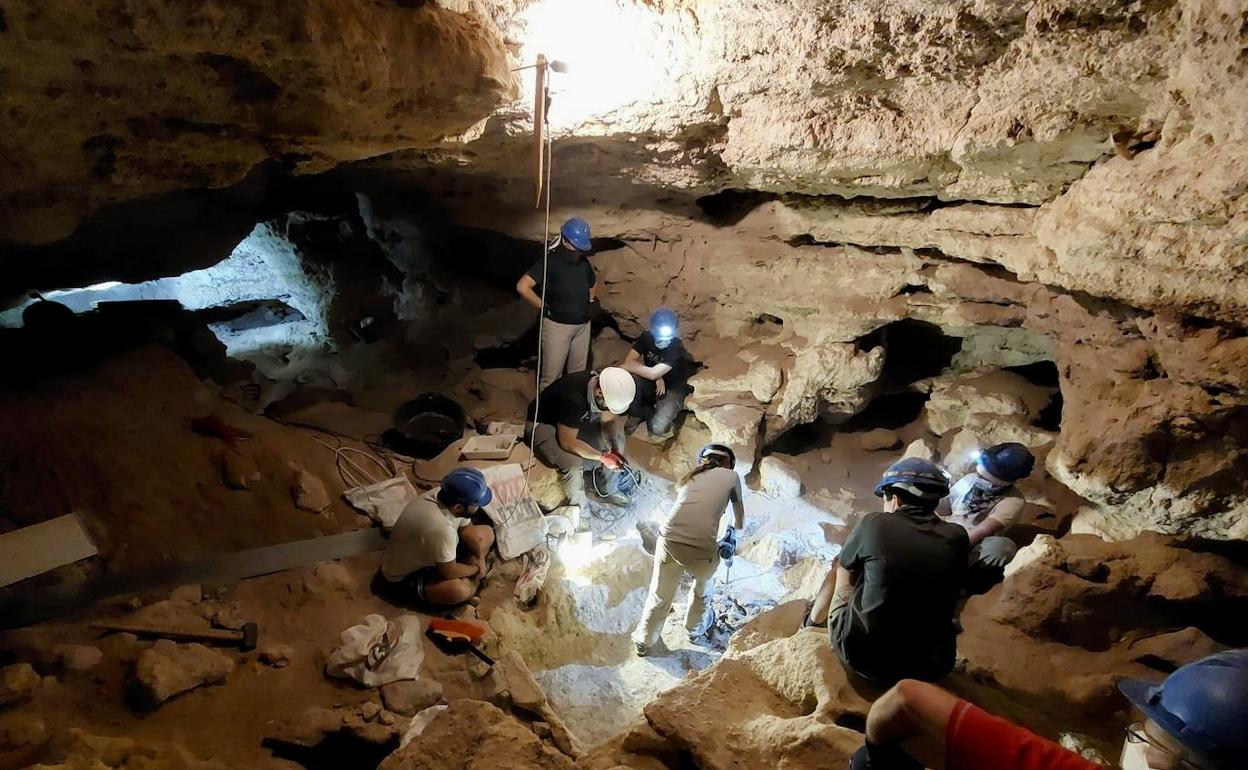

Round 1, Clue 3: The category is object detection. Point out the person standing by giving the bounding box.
[376,467,496,607]
[632,443,745,656]
[515,216,597,391]
[621,307,695,439]
[805,458,969,686]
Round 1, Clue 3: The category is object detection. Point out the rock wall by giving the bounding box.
[0,0,515,245]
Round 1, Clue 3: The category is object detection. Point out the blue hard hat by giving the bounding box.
[980,442,1035,482]
[1119,650,1248,770]
[439,467,493,508]
[560,217,592,251]
[874,457,950,500]
[650,308,678,340]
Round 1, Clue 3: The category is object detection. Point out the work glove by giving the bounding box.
[600,451,624,471]
[848,742,923,770]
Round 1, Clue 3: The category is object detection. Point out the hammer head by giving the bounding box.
[240,622,259,651]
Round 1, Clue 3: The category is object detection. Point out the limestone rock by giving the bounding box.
[170,584,203,604]
[26,727,226,770]
[1125,628,1226,672]
[0,664,40,708]
[1,1,515,244]
[758,456,804,498]
[220,450,262,490]
[207,602,247,631]
[921,372,1048,436]
[901,437,938,462]
[858,428,901,451]
[133,640,235,705]
[0,711,46,752]
[258,644,295,669]
[273,705,400,749]
[51,644,104,675]
[379,699,575,770]
[289,466,331,512]
[1003,534,1063,581]
[685,403,764,474]
[644,631,868,769]
[381,679,444,717]
[987,534,1248,652]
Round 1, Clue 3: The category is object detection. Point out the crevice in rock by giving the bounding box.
[262,733,399,770]
[833,712,868,733]
[695,189,779,225]
[857,319,962,384]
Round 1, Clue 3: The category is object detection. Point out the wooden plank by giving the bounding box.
[0,527,386,629]
[0,514,98,588]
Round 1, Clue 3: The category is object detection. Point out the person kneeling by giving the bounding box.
[631,444,744,656]
[376,467,496,607]
[806,458,969,686]
[941,442,1034,593]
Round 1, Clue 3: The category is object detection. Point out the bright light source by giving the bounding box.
[557,531,596,572]
[656,325,674,337]
[519,0,668,129]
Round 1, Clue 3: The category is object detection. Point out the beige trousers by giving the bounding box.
[632,538,719,648]
[539,319,591,391]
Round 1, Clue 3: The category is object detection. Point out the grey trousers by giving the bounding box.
[648,385,689,437]
[525,422,608,506]
[539,319,591,391]
[632,538,719,648]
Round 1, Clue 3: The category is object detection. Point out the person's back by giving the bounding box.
[833,506,969,684]
[661,466,741,551]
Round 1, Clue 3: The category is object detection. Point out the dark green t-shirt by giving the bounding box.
[831,507,970,684]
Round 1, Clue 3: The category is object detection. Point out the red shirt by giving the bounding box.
[947,700,1106,770]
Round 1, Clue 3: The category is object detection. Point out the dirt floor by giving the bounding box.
[2,328,1238,770]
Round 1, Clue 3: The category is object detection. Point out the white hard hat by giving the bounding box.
[597,367,636,415]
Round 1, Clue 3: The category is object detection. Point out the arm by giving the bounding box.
[620,349,673,381]
[830,563,856,613]
[601,412,627,455]
[966,517,1005,547]
[516,274,544,311]
[729,479,745,530]
[863,680,957,770]
[435,560,480,580]
[557,423,610,461]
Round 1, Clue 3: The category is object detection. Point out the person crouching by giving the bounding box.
[632,443,745,656]
[375,467,496,607]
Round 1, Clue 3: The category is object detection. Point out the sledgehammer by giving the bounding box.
[90,620,259,651]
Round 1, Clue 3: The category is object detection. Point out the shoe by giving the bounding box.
[591,489,631,507]
[633,641,650,657]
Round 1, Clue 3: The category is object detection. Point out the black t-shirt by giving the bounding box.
[631,332,692,385]
[831,508,970,684]
[528,370,595,428]
[526,247,595,325]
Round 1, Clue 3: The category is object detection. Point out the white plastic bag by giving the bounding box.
[344,476,418,530]
[325,613,424,687]
[399,704,448,748]
[481,463,548,559]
